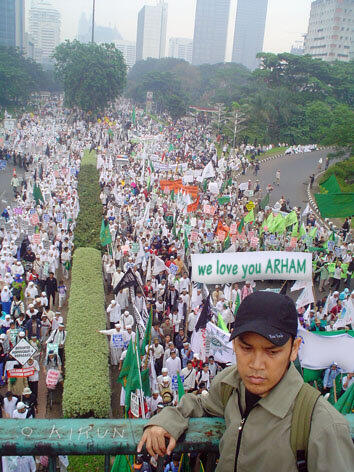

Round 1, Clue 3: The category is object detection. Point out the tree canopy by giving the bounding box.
[0,46,58,107]
[53,40,127,113]
[125,54,353,146]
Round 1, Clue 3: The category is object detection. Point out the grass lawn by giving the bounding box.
[255,146,287,160]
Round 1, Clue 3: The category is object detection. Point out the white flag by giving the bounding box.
[153,255,169,276]
[298,328,354,372]
[302,203,311,218]
[202,161,215,180]
[291,280,312,292]
[296,284,315,309]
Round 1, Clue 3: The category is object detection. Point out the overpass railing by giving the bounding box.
[0,418,226,472]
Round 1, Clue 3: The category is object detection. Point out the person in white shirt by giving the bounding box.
[107,300,121,329]
[178,274,190,293]
[2,455,36,472]
[99,324,128,365]
[24,358,40,399]
[342,372,354,391]
[12,401,32,419]
[180,361,196,392]
[146,391,163,418]
[196,363,210,390]
[151,339,164,375]
[116,288,129,311]
[191,289,202,310]
[51,312,64,331]
[2,391,18,418]
[187,311,199,337]
[165,350,181,379]
[121,310,134,330]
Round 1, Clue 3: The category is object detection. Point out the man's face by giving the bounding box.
[233,333,301,398]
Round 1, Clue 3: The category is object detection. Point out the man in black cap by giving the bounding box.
[138,292,353,471]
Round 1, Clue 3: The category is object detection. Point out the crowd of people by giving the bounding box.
[0,97,353,471]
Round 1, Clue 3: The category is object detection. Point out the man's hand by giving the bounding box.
[137,426,176,457]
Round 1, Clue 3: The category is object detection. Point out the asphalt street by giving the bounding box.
[238,150,329,210]
[0,160,25,208]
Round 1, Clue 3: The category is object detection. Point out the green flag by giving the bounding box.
[132,107,136,124]
[33,183,44,205]
[285,211,298,227]
[149,159,154,173]
[124,330,141,409]
[334,383,354,414]
[234,292,240,316]
[111,455,134,472]
[100,219,112,246]
[299,223,307,237]
[177,372,185,401]
[118,338,135,385]
[244,210,254,225]
[320,174,341,194]
[141,307,153,356]
[169,143,174,152]
[259,192,270,210]
[108,128,114,137]
[226,177,232,188]
[309,227,317,238]
[218,313,229,333]
[203,179,208,193]
[170,189,175,202]
[184,231,189,252]
[223,232,231,251]
[218,196,231,205]
[291,222,299,238]
[237,218,244,234]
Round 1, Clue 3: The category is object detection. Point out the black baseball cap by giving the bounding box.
[229,291,298,346]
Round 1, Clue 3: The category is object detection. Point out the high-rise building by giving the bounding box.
[304,0,354,62]
[77,13,123,44]
[232,0,268,70]
[291,41,305,56]
[136,1,168,62]
[0,0,25,50]
[192,0,230,66]
[29,0,61,65]
[169,37,193,63]
[115,40,136,69]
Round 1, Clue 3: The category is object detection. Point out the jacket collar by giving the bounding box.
[221,363,304,419]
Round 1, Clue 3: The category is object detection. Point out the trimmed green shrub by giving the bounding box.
[319,156,354,193]
[74,150,102,250]
[63,247,110,418]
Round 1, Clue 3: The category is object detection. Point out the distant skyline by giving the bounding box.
[25,0,312,60]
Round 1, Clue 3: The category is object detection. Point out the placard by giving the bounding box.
[230,223,237,235]
[131,393,140,418]
[205,219,212,229]
[190,231,199,242]
[218,231,226,242]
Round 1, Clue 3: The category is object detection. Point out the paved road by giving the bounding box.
[238,150,329,210]
[0,160,25,208]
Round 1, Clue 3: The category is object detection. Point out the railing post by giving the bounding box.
[48,456,57,472]
[0,456,2,472]
[104,454,110,472]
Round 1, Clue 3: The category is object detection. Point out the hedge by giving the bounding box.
[62,247,110,418]
[319,156,354,193]
[74,150,102,250]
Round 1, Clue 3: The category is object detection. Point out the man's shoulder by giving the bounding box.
[212,365,239,389]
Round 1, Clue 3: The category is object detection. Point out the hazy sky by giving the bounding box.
[28,0,312,58]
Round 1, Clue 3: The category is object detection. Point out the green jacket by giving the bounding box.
[147,363,354,471]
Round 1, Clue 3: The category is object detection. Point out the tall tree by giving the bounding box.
[53,40,126,113]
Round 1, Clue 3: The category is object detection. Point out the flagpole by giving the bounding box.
[135,339,146,419]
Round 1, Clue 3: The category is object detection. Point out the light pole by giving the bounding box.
[91,0,96,43]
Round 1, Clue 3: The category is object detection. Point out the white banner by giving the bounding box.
[298,328,354,372]
[192,251,312,284]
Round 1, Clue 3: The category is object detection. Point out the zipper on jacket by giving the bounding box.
[234,390,257,472]
[234,413,249,472]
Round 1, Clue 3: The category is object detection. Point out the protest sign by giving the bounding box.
[218,230,226,242]
[246,201,255,211]
[169,263,178,275]
[192,251,312,284]
[205,219,212,229]
[190,231,199,242]
[10,338,37,366]
[230,223,237,235]
[131,393,140,418]
[204,204,211,214]
[7,367,35,378]
[131,242,140,253]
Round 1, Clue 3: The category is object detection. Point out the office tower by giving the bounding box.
[0,0,25,50]
[304,0,354,62]
[78,13,123,44]
[291,41,305,56]
[29,0,60,65]
[232,0,268,70]
[115,40,136,69]
[169,37,193,63]
[136,1,168,61]
[192,0,230,65]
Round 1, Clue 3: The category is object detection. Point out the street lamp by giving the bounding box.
[91,0,96,43]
